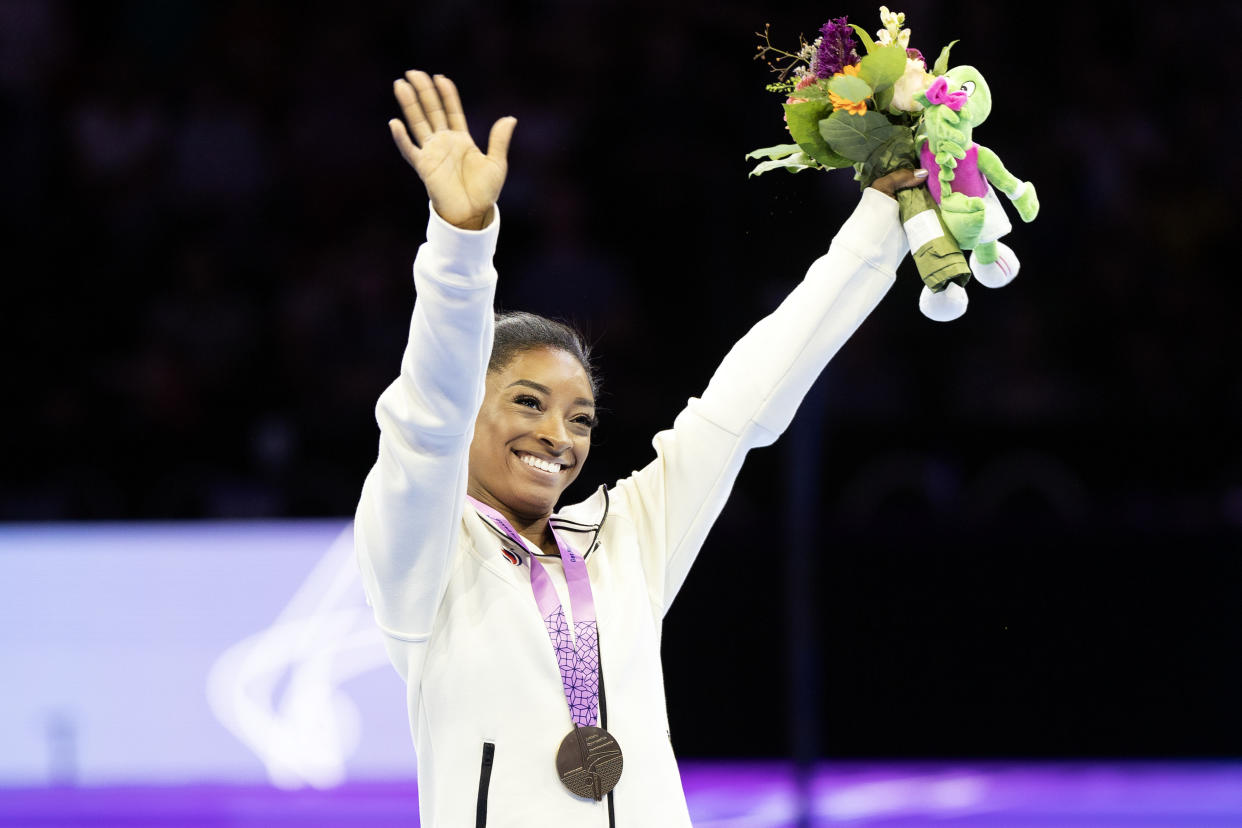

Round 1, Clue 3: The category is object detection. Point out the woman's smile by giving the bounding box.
[515,450,570,475]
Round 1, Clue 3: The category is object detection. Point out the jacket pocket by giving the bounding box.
[475,741,496,828]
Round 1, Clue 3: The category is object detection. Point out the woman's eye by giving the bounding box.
[572,415,598,429]
[960,80,976,96]
[514,395,541,410]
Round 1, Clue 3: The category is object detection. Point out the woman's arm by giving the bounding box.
[354,72,515,643]
[612,171,923,615]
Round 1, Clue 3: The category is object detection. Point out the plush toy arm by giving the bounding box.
[974,144,1021,192]
[976,144,1039,222]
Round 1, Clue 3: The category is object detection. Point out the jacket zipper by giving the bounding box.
[597,608,615,828]
[476,741,495,828]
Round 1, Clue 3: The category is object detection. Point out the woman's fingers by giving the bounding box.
[486,116,517,165]
[395,71,476,147]
[388,118,420,167]
[435,75,469,132]
[870,167,928,198]
[393,78,432,144]
[407,70,448,132]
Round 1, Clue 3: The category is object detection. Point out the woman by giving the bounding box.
[355,70,924,827]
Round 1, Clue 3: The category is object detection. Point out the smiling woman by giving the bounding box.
[468,344,596,553]
[352,69,925,827]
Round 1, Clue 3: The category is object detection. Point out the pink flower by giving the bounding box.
[784,75,817,116]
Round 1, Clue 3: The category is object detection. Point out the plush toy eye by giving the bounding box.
[960,80,976,96]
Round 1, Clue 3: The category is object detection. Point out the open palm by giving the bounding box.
[390,71,516,230]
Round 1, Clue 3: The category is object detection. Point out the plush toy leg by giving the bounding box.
[970,240,1020,288]
[939,192,987,250]
[919,281,968,322]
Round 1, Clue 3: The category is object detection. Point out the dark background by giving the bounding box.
[4,0,1239,759]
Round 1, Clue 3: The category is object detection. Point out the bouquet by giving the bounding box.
[748,8,975,316]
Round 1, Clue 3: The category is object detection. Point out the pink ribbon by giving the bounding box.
[925,76,967,111]
[466,496,601,728]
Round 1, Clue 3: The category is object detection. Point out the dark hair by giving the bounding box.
[489,311,599,396]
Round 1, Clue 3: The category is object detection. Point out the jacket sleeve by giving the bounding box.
[354,206,500,651]
[610,189,908,615]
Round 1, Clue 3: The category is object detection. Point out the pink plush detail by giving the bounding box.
[924,76,967,111]
[920,143,987,202]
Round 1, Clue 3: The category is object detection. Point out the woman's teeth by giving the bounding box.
[520,454,562,473]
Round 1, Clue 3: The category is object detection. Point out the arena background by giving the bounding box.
[2,0,1239,822]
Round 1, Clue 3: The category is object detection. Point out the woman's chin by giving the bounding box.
[501,488,558,522]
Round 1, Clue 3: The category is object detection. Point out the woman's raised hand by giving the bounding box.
[389,71,516,231]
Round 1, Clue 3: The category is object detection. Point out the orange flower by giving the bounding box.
[828,63,868,116]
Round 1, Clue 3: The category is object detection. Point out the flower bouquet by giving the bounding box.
[748,8,974,315]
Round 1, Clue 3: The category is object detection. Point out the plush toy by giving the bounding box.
[914,65,1040,321]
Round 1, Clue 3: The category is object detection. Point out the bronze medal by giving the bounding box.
[555,725,623,801]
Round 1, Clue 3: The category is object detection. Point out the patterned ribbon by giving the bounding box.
[466,496,600,727]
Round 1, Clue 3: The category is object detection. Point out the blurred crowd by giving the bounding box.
[3,0,1239,535]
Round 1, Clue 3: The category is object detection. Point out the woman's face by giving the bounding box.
[467,347,596,524]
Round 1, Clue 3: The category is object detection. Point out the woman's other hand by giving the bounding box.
[389,71,517,230]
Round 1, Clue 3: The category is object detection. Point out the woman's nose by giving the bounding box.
[536,418,572,453]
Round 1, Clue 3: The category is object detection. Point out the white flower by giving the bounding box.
[891,56,933,112]
[879,6,907,37]
[898,28,911,48]
[876,29,893,45]
[798,36,821,63]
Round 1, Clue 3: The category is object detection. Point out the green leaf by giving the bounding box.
[827,73,873,102]
[748,152,821,177]
[876,85,896,114]
[790,79,831,101]
[849,23,876,54]
[932,39,959,76]
[783,100,852,168]
[745,143,803,161]
[819,109,899,163]
[856,127,918,187]
[858,45,907,94]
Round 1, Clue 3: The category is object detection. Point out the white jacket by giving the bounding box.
[355,190,907,827]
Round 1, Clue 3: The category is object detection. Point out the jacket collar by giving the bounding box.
[468,484,609,562]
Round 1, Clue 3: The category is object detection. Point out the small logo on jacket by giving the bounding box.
[501,547,522,566]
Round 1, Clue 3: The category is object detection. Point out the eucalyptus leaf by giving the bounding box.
[784,100,853,168]
[827,74,873,102]
[849,23,876,54]
[819,109,898,163]
[932,39,959,76]
[745,143,802,161]
[858,45,907,94]
[749,152,819,177]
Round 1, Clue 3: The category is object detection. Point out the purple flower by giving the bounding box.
[814,16,860,78]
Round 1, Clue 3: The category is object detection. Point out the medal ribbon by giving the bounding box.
[467,496,600,727]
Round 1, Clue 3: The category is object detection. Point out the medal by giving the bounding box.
[556,725,623,801]
[467,497,624,799]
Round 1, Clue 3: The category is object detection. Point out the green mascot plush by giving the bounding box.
[914,65,1040,321]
